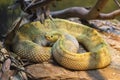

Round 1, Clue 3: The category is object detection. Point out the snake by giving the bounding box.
[11,19,111,70]
[45,30,111,70]
[12,23,51,62]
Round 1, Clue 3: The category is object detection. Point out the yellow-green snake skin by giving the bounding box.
[45,30,111,70]
[12,19,111,70]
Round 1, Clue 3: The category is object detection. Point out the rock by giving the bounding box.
[26,60,120,80]
[26,61,80,80]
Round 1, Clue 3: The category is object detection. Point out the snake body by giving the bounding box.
[12,19,111,70]
[45,30,111,70]
[12,23,51,62]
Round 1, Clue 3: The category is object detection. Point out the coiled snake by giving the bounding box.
[45,30,111,70]
[11,19,111,70]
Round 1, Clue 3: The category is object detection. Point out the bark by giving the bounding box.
[98,9,120,19]
[114,0,120,8]
[51,0,120,20]
[18,0,120,20]
[0,58,11,80]
[51,7,120,20]
[85,0,109,19]
[24,0,55,12]
[51,7,89,19]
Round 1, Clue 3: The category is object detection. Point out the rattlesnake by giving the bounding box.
[45,30,111,70]
[12,23,51,62]
[11,19,111,70]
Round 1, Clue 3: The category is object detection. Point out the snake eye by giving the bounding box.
[51,35,53,38]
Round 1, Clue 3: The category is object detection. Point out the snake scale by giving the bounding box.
[12,19,111,70]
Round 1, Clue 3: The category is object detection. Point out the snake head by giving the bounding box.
[45,31,61,42]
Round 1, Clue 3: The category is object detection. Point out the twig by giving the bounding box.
[51,7,120,20]
[25,0,55,12]
[114,0,120,8]
[85,0,109,19]
[99,9,120,19]
[11,65,35,79]
[24,0,37,11]
[0,58,11,80]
